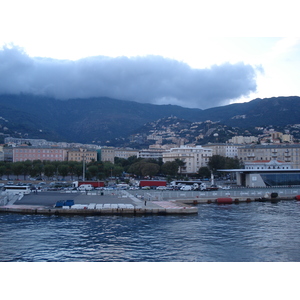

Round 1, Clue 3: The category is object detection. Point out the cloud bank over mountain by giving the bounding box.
[0,45,259,109]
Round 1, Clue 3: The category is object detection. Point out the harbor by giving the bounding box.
[0,190,198,215]
[1,186,300,215]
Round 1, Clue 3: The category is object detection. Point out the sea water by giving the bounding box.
[1,200,300,262]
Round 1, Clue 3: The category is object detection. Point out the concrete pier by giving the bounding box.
[1,188,299,216]
[0,190,198,215]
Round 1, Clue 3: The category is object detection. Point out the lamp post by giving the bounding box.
[82,150,86,181]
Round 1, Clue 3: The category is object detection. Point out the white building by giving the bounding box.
[162,145,212,174]
[221,160,299,187]
[202,143,239,158]
[138,149,164,160]
[229,136,258,144]
[244,159,291,170]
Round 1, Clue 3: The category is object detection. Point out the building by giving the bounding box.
[202,143,240,158]
[100,147,115,163]
[3,147,13,162]
[115,148,139,160]
[67,148,97,163]
[220,159,300,187]
[238,144,300,169]
[162,145,212,174]
[4,137,48,146]
[13,146,68,162]
[138,149,164,160]
[228,135,258,144]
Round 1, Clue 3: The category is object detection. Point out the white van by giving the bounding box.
[78,184,94,191]
[180,185,192,191]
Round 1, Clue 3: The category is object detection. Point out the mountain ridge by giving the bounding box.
[0,94,299,145]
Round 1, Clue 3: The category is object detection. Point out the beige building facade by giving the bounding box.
[100,147,115,163]
[238,144,300,169]
[203,143,240,158]
[67,148,97,163]
[162,145,212,174]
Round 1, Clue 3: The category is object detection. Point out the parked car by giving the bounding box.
[206,185,219,191]
[156,186,167,190]
[141,186,150,190]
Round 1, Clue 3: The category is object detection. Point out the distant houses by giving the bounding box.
[2,136,300,177]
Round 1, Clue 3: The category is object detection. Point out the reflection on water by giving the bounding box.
[1,201,300,262]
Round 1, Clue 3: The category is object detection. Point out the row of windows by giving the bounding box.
[15,149,63,153]
[69,153,96,156]
[15,154,63,158]
[246,166,290,169]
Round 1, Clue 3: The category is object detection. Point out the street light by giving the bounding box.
[82,150,86,181]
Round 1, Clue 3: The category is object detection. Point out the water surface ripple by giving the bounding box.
[1,201,300,262]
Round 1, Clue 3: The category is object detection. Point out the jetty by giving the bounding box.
[1,187,300,216]
[0,190,198,215]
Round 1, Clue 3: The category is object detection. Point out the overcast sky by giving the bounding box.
[1,0,299,109]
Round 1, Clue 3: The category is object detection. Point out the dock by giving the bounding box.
[0,190,198,215]
[1,188,299,216]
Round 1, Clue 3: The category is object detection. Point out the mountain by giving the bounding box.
[199,96,300,127]
[0,94,299,145]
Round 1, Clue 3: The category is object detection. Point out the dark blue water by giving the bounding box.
[1,201,300,262]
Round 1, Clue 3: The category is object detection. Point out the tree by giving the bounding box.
[112,165,124,177]
[74,163,83,180]
[208,155,241,177]
[175,159,185,174]
[103,161,115,177]
[197,166,211,178]
[12,162,24,180]
[5,163,12,180]
[161,161,179,176]
[58,164,69,179]
[68,162,78,180]
[31,160,44,178]
[44,164,56,179]
[207,155,226,173]
[224,157,241,169]
[128,161,143,177]
[22,160,32,180]
[0,165,6,178]
[88,165,98,179]
[140,163,160,177]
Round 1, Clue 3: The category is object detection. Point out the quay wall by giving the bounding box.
[0,205,198,215]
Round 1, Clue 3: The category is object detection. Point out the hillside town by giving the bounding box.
[2,115,300,173]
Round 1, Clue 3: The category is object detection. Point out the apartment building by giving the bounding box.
[162,145,212,174]
[100,147,115,163]
[115,148,139,160]
[202,143,240,158]
[138,149,165,160]
[67,148,97,163]
[238,144,300,168]
[13,146,68,162]
[228,136,258,144]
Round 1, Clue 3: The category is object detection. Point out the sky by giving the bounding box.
[0,0,300,109]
